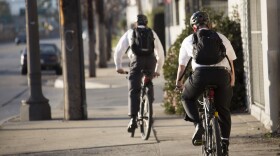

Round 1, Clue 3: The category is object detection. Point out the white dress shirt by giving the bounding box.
[114,26,165,73]
[179,30,237,71]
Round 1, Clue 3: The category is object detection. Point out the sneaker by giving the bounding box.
[222,140,229,156]
[192,123,204,146]
[127,118,137,133]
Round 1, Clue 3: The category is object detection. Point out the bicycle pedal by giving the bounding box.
[127,127,135,133]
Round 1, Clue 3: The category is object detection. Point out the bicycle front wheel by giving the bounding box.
[139,94,153,140]
[202,117,222,156]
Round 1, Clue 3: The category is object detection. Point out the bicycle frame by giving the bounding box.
[200,86,222,156]
[126,70,154,140]
[140,70,154,103]
[203,87,217,129]
[138,71,154,140]
[141,75,152,96]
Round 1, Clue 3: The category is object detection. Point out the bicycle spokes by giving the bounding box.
[202,117,222,156]
[139,94,152,140]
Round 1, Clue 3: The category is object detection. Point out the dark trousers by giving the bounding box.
[181,67,233,139]
[128,56,157,116]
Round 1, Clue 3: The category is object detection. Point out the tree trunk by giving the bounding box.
[136,0,142,14]
[106,14,112,61]
[96,0,107,68]
[87,0,96,77]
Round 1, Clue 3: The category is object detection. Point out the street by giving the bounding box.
[0,39,63,124]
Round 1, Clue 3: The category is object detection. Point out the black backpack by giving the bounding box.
[131,27,155,56]
[192,29,226,65]
[177,30,232,82]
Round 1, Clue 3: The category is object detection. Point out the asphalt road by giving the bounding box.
[0,39,63,125]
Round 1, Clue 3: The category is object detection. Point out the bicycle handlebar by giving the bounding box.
[120,70,157,79]
[119,71,129,74]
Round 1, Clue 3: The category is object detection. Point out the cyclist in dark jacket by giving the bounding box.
[175,11,236,155]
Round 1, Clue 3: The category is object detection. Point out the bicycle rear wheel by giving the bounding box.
[139,94,153,140]
[211,117,222,155]
[202,117,222,156]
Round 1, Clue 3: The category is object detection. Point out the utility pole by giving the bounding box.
[20,0,51,121]
[87,0,96,77]
[59,0,87,120]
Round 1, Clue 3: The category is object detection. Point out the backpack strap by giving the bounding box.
[215,31,232,73]
[132,28,137,39]
[178,57,192,82]
[125,29,136,54]
[192,32,198,44]
[225,55,233,73]
[132,28,138,44]
[125,46,130,54]
[147,28,154,37]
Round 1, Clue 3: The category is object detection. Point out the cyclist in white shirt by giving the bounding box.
[175,11,236,156]
[114,14,165,134]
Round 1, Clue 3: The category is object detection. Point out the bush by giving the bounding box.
[163,10,246,115]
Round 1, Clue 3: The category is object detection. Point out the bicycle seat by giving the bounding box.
[205,85,217,89]
[205,85,216,97]
[141,70,153,77]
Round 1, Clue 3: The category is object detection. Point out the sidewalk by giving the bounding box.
[0,61,279,156]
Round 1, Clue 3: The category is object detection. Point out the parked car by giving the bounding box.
[20,43,63,75]
[15,32,26,45]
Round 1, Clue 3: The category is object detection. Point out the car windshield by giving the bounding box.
[40,45,56,54]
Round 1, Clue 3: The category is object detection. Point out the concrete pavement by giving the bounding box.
[0,60,279,156]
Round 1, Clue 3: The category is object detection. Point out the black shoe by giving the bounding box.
[222,140,229,156]
[192,123,204,146]
[127,118,137,133]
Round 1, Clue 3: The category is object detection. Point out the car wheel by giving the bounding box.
[21,66,27,75]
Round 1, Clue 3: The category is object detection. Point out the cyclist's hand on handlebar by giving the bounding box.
[117,69,128,74]
[174,81,183,92]
[174,85,183,92]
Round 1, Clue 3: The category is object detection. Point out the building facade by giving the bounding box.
[235,0,280,131]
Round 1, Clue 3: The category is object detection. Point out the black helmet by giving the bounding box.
[190,11,209,27]
[137,14,148,26]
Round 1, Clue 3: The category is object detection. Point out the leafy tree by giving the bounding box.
[163,9,246,115]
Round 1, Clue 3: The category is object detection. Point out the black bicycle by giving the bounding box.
[198,85,222,156]
[124,70,154,140]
